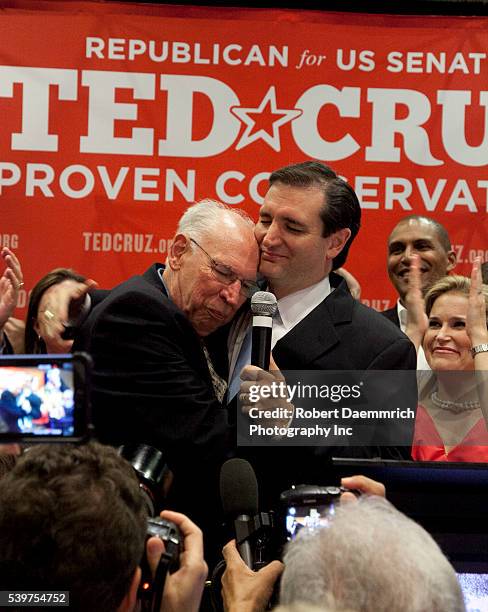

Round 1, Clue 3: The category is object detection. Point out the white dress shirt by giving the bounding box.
[271,276,332,348]
[396,300,431,371]
[227,276,332,399]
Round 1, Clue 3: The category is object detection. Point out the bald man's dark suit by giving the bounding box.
[73,264,229,546]
[239,273,417,506]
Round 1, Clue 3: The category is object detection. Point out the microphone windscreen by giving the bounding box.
[251,291,277,317]
[220,458,259,518]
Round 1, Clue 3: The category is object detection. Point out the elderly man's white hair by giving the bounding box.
[176,199,254,241]
[280,496,465,612]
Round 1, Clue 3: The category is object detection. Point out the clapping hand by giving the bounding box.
[0,248,23,330]
[404,253,428,351]
[466,257,488,348]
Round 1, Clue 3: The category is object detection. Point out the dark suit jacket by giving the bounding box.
[73,264,229,540]
[273,275,414,371]
[0,333,13,355]
[381,305,400,328]
[238,273,417,506]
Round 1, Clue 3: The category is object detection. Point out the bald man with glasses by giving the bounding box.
[72,200,259,564]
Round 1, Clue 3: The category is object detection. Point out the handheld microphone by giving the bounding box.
[251,291,277,370]
[220,458,259,568]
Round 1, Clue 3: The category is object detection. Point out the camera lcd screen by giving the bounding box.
[457,573,488,611]
[0,354,90,442]
[285,503,336,540]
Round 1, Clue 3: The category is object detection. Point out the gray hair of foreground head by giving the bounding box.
[176,199,254,242]
[274,604,347,612]
[280,496,465,612]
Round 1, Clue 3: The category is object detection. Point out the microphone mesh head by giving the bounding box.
[220,458,259,518]
[251,291,277,316]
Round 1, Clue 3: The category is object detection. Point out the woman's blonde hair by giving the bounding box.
[424,274,488,320]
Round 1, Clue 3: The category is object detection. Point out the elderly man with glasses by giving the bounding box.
[72,200,259,565]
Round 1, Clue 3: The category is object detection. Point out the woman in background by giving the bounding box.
[410,258,488,461]
[25,268,86,354]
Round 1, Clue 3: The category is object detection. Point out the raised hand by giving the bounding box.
[466,257,488,348]
[0,247,23,329]
[404,253,428,351]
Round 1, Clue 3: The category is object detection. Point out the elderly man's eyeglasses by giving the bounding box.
[190,238,259,298]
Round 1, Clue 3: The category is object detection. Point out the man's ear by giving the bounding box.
[446,249,457,273]
[326,228,352,260]
[168,234,190,271]
[117,566,140,612]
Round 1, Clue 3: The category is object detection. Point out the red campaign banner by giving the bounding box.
[1,1,487,316]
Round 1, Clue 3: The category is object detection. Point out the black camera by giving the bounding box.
[145,516,181,570]
[119,443,181,612]
[280,484,358,542]
[138,515,181,609]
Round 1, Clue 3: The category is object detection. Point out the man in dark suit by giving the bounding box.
[232,161,418,501]
[73,200,259,556]
[382,215,456,328]
[381,216,456,368]
[240,161,416,386]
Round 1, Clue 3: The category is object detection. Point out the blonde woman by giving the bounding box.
[408,258,488,461]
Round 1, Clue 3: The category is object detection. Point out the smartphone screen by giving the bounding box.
[285,503,336,540]
[0,353,91,442]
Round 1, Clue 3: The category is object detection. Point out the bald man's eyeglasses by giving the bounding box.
[190,238,259,298]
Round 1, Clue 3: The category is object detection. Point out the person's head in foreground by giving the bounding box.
[280,496,465,612]
[0,442,147,612]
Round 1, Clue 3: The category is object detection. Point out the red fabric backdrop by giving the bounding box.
[1,1,487,315]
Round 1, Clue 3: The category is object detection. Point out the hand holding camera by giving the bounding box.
[145,510,208,612]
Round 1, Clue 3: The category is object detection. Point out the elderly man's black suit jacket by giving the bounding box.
[73,264,229,537]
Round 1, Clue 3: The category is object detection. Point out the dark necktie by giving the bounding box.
[202,343,228,404]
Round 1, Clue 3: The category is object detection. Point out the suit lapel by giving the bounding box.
[273,274,354,369]
[143,263,225,401]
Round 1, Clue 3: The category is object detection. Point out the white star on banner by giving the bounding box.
[231,87,302,152]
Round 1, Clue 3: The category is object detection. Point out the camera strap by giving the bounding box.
[150,551,172,612]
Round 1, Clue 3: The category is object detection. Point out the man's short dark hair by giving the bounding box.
[269,160,361,270]
[391,214,452,252]
[0,442,147,612]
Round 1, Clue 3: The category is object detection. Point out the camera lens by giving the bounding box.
[118,443,169,516]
